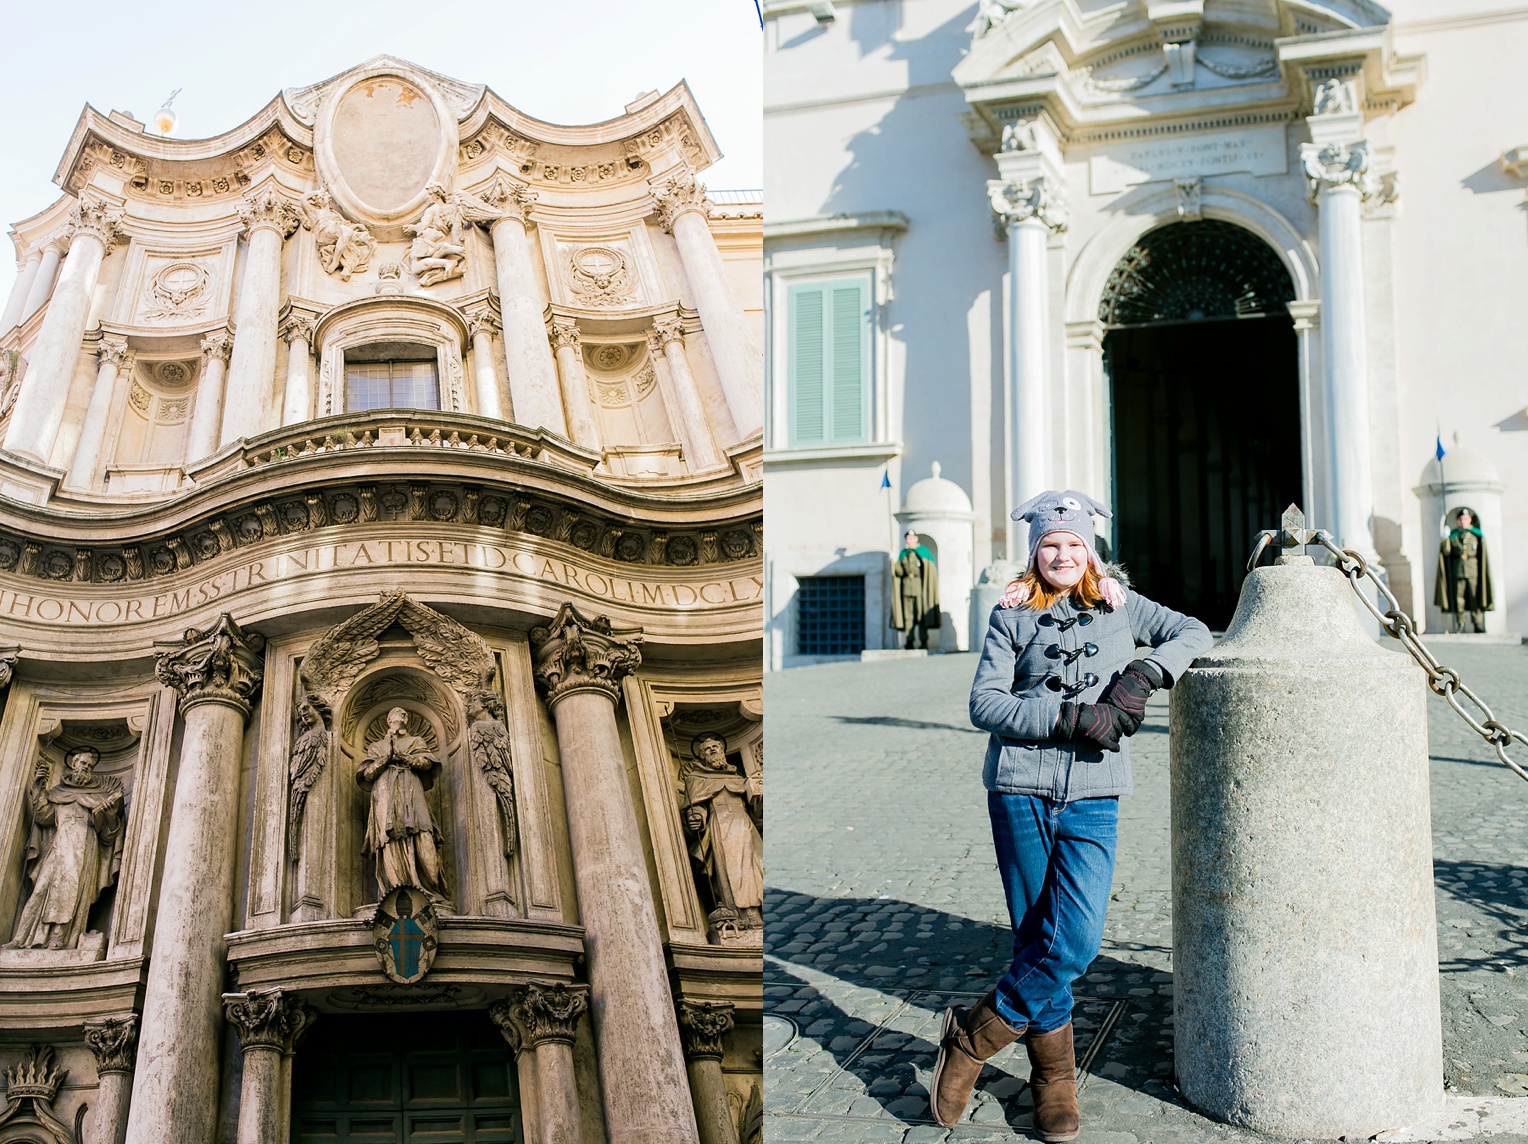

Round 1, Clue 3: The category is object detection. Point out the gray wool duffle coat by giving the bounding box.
[969,589,1213,801]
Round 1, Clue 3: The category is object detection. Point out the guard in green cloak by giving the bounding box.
[1435,506,1493,633]
[892,528,940,649]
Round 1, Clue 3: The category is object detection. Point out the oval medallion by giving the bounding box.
[331,77,441,214]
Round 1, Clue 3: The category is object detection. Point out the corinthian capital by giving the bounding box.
[239,187,302,238]
[83,1014,139,1075]
[677,1000,735,1060]
[547,318,580,351]
[490,982,589,1050]
[988,177,1067,233]
[201,330,235,364]
[647,316,683,352]
[529,602,642,707]
[155,614,266,714]
[66,194,128,250]
[485,175,538,225]
[96,338,130,372]
[222,989,318,1054]
[1301,140,1372,202]
[280,314,315,345]
[652,169,711,234]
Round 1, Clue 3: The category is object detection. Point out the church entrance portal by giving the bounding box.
[1102,220,1303,629]
[292,1010,522,1143]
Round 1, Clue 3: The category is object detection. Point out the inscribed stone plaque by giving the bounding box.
[332,77,441,213]
[1088,124,1288,195]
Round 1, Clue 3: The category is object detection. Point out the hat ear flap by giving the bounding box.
[1010,490,1056,523]
[1068,490,1113,520]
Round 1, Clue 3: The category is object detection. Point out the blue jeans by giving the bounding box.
[988,792,1118,1033]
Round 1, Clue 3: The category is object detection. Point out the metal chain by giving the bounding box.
[1252,527,1528,783]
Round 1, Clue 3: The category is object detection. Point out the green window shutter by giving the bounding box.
[789,285,826,445]
[829,281,867,443]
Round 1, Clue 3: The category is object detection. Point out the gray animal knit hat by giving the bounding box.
[1012,490,1112,572]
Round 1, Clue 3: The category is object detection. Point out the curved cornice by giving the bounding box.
[314,295,471,349]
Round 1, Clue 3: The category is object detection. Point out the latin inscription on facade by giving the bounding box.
[0,538,763,627]
[1088,125,1287,195]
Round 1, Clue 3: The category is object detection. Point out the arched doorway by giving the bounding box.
[1102,220,1303,629]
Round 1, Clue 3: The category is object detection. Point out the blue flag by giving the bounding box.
[1435,435,1445,461]
[880,470,891,489]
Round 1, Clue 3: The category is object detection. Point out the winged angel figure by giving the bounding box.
[404,182,505,287]
[287,692,332,860]
[468,691,517,860]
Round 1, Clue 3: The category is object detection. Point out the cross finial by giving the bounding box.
[1280,504,1306,539]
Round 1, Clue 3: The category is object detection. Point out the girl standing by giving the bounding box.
[931,490,1212,1139]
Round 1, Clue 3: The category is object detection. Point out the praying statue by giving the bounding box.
[681,733,763,937]
[357,707,449,904]
[5,746,125,951]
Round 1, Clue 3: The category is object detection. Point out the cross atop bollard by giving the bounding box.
[1247,504,1321,569]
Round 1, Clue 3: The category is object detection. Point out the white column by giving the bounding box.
[648,319,720,471]
[1303,90,1377,559]
[988,175,1066,554]
[65,337,130,492]
[221,186,298,447]
[278,314,315,427]
[83,1015,138,1144]
[3,197,125,462]
[530,605,700,1144]
[467,309,507,421]
[487,185,566,436]
[223,990,317,1144]
[549,319,601,449]
[652,171,762,438]
[126,616,264,1144]
[21,238,66,322]
[186,331,234,463]
[1,249,42,334]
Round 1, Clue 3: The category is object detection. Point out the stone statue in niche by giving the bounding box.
[287,692,332,861]
[467,691,517,861]
[301,189,377,281]
[358,706,450,906]
[5,746,125,953]
[681,733,763,941]
[403,182,503,287]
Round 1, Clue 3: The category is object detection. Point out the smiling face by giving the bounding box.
[1035,531,1090,591]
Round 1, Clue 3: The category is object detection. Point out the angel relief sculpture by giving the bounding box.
[467,691,516,860]
[403,182,504,287]
[5,746,125,954]
[286,692,332,861]
[359,707,450,906]
[301,189,376,282]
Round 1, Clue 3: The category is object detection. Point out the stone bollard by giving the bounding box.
[1170,554,1443,1138]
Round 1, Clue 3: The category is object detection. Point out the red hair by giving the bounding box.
[1006,562,1107,611]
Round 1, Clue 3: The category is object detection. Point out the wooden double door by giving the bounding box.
[292,1011,522,1143]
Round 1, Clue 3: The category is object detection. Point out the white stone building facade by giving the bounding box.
[0,57,762,1144]
[764,0,1528,668]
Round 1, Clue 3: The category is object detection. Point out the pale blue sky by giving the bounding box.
[0,0,763,301]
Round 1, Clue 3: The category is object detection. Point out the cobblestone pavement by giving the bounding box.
[764,639,1528,1143]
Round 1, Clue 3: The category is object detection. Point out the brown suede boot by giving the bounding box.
[929,990,1024,1127]
[1026,1022,1080,1142]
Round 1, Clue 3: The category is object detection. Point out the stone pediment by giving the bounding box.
[954,0,1420,148]
[283,56,487,127]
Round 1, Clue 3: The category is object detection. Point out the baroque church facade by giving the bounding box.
[764,0,1527,666]
[0,57,762,1144]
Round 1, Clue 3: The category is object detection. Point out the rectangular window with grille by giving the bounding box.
[796,575,866,656]
[344,352,440,413]
[787,276,870,447]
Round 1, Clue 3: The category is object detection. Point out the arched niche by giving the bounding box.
[312,297,469,420]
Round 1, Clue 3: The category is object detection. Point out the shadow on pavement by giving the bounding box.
[1432,858,1528,973]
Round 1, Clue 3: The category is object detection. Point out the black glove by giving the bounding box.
[1057,701,1133,752]
[1100,659,1164,724]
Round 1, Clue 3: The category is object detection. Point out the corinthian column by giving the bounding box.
[549,319,600,448]
[126,616,265,1144]
[222,989,318,1144]
[65,338,131,492]
[3,195,126,463]
[1,248,43,334]
[988,161,1066,558]
[652,171,761,438]
[1302,81,1378,559]
[677,1001,739,1144]
[21,236,67,323]
[279,313,316,426]
[221,187,299,447]
[647,319,719,470]
[486,183,566,435]
[490,982,589,1144]
[186,331,234,463]
[83,1014,138,1144]
[466,308,507,420]
[530,604,699,1144]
